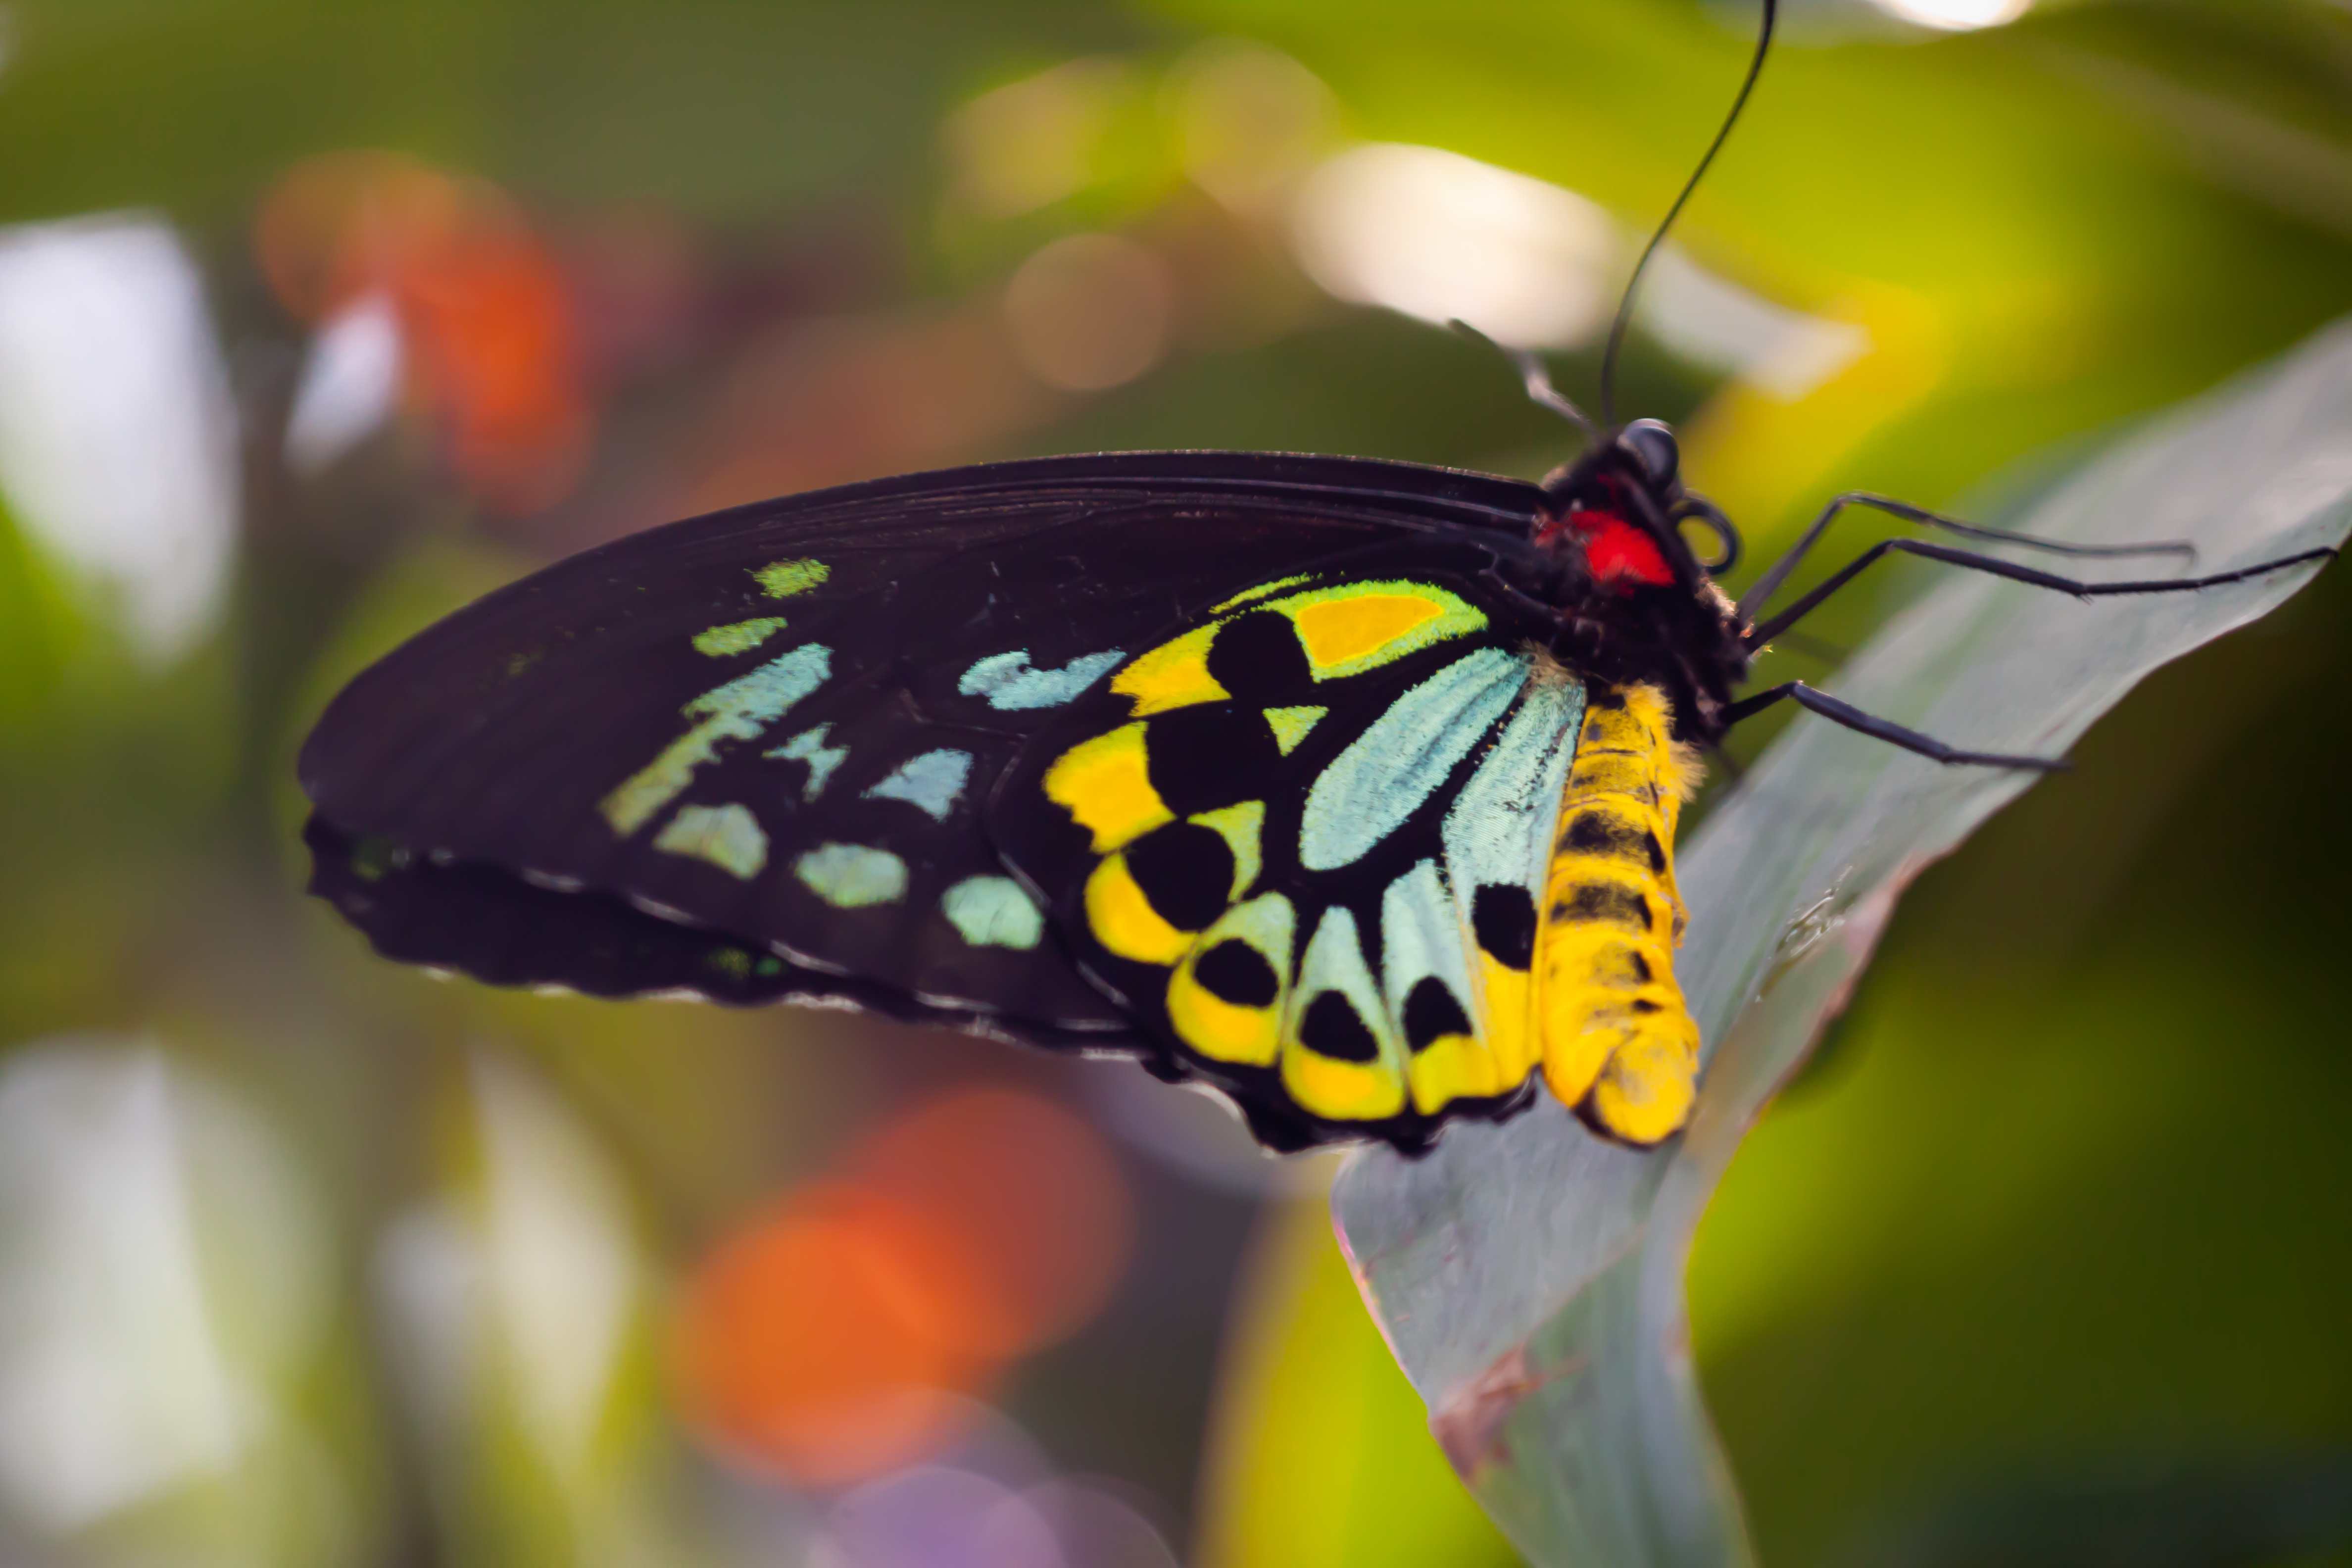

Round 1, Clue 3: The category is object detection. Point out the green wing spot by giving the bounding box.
[350,835,407,882]
[653,802,769,880]
[692,617,788,657]
[1264,705,1326,755]
[1189,800,1267,900]
[707,947,753,979]
[601,643,831,835]
[793,842,907,908]
[941,875,1045,950]
[754,558,830,598]
[1213,573,1315,613]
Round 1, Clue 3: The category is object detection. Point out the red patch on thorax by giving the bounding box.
[1563,510,1675,590]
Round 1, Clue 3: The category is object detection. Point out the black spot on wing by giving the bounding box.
[1126,822,1234,932]
[1471,883,1537,970]
[1207,610,1315,704]
[1300,990,1380,1062]
[1145,705,1282,815]
[1401,976,1473,1051]
[1194,939,1279,1007]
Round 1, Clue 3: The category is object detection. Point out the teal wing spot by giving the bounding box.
[1377,858,1478,1028]
[602,644,831,835]
[940,875,1045,949]
[754,558,830,598]
[1442,671,1585,893]
[1290,907,1402,1067]
[1264,705,1326,755]
[793,842,907,908]
[863,748,974,821]
[768,724,846,802]
[959,648,1125,711]
[692,617,788,657]
[1299,647,1526,873]
[653,802,769,879]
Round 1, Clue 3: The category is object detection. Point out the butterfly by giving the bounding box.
[296,0,2331,1156]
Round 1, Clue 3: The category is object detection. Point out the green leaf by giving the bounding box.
[1331,318,2352,1568]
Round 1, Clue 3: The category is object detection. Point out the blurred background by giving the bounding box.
[3,1,2352,1565]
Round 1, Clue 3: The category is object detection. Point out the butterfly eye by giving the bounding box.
[1672,497,1741,575]
[1619,420,1680,487]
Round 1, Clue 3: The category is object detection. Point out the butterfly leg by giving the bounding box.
[1745,538,2335,650]
[1722,681,2069,770]
[1537,684,1704,1146]
[1736,491,2202,627]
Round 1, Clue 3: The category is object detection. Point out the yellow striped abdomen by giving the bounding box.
[1535,682,1702,1145]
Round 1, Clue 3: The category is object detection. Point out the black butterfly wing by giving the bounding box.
[300,451,1547,1046]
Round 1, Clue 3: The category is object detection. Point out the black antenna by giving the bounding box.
[1598,0,1778,427]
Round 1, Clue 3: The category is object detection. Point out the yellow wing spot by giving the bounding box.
[1291,593,1442,667]
[1261,579,1487,680]
[1083,854,1191,964]
[1111,623,1228,716]
[1406,1032,1508,1116]
[1167,895,1295,1067]
[1170,966,1282,1066]
[1043,723,1170,852]
[1282,1047,1406,1123]
[1472,951,1539,1084]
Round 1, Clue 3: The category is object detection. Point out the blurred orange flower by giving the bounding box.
[673,1086,1134,1487]
[256,150,592,515]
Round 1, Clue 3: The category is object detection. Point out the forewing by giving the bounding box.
[299,452,1548,1043]
[990,559,1584,1151]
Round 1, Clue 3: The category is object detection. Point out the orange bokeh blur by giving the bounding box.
[255,150,592,515]
[848,1087,1134,1359]
[673,1087,1134,1487]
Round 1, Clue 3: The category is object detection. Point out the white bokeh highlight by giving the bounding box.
[1290,144,1619,349]
[0,215,239,663]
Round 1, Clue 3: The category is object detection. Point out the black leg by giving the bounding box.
[1745,538,2337,650]
[1735,491,2200,623]
[1722,682,2070,771]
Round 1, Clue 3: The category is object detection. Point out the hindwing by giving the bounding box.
[991,568,1583,1152]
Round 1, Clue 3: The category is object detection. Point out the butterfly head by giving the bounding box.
[1536,419,1741,593]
